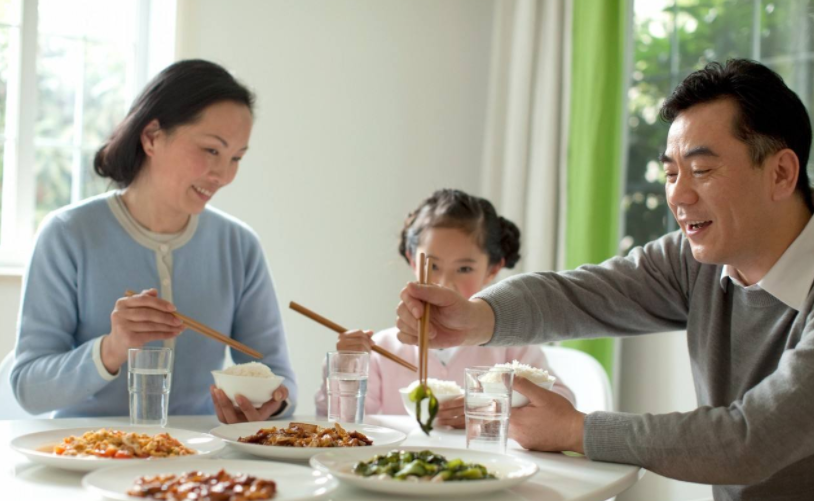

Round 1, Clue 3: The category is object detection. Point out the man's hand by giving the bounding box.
[509,377,586,454]
[210,385,289,423]
[395,282,495,348]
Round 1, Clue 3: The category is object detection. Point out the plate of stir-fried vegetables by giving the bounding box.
[309,447,538,496]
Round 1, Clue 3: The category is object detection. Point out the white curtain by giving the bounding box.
[480,0,572,274]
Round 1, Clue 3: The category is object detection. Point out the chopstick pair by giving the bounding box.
[124,290,263,359]
[417,253,433,389]
[289,301,418,373]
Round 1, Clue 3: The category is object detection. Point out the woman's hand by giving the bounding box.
[101,289,185,373]
[435,395,465,429]
[337,330,374,352]
[210,385,289,423]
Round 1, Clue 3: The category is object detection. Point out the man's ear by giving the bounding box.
[140,119,162,157]
[770,148,800,202]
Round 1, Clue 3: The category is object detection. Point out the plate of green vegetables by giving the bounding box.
[309,447,538,496]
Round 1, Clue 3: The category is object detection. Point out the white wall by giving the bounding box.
[617,332,712,501]
[0,276,21,363]
[175,0,494,415]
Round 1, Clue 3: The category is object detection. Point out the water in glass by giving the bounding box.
[327,373,368,423]
[129,367,172,427]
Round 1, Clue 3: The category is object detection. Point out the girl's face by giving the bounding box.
[412,227,503,299]
[139,100,253,216]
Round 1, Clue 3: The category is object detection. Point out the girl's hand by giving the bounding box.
[101,289,185,373]
[210,385,289,423]
[337,330,374,352]
[435,395,465,428]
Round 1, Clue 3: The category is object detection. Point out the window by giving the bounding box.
[0,0,174,270]
[621,0,814,252]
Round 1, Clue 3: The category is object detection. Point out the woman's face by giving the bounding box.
[140,100,253,216]
[412,227,503,299]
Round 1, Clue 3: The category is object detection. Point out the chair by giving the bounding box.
[540,345,613,413]
[0,351,42,419]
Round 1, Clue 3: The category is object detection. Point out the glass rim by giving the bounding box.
[128,347,173,353]
[326,350,370,356]
[464,366,514,373]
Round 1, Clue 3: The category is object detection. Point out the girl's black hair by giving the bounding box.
[399,189,521,269]
[94,59,255,187]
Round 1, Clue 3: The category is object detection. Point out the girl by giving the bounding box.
[315,189,573,427]
[12,60,296,423]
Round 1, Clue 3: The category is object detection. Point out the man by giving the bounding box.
[396,59,814,501]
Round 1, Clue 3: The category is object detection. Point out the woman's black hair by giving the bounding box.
[94,59,255,187]
[399,189,521,269]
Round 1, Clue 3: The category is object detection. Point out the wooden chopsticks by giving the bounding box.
[124,290,263,359]
[418,253,432,388]
[289,301,418,373]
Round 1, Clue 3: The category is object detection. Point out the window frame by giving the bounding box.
[0,0,175,273]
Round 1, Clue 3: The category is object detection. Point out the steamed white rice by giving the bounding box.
[405,378,463,396]
[222,362,276,378]
[482,360,555,385]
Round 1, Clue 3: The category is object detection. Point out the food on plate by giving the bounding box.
[222,362,276,378]
[127,469,276,500]
[353,449,497,482]
[482,360,556,385]
[51,429,195,459]
[238,422,373,448]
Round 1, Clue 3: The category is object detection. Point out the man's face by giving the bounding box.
[662,98,775,269]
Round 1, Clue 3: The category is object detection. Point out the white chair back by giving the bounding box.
[541,345,613,413]
[0,351,41,419]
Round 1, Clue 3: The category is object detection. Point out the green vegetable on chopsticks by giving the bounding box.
[409,383,439,435]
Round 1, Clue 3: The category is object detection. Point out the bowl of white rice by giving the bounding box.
[480,361,556,408]
[211,362,284,407]
[399,379,464,420]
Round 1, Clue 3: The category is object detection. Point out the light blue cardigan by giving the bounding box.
[11,192,297,418]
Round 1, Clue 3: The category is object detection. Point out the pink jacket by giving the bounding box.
[315,327,575,416]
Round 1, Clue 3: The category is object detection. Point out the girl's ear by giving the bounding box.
[140,119,162,157]
[485,258,505,283]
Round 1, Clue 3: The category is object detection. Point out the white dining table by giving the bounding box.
[0,414,643,500]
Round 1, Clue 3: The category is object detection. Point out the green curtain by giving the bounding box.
[560,0,628,382]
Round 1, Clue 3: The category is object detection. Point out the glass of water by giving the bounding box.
[465,366,514,454]
[128,347,173,427]
[326,351,369,424]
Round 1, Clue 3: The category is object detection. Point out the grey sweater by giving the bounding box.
[475,231,814,501]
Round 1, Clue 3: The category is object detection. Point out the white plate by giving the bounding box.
[209,420,406,460]
[309,446,538,497]
[83,458,337,501]
[10,427,224,472]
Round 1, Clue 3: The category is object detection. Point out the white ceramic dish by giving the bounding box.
[209,420,407,461]
[211,369,285,406]
[10,427,224,472]
[399,387,463,419]
[310,446,538,497]
[511,379,555,407]
[82,458,337,501]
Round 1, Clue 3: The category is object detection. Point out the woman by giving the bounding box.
[11,59,296,423]
[315,189,574,427]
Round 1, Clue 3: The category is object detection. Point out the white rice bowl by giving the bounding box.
[480,361,556,408]
[399,379,463,420]
[211,362,284,407]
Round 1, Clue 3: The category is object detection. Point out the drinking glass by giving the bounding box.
[464,366,514,454]
[128,347,173,427]
[326,351,369,424]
